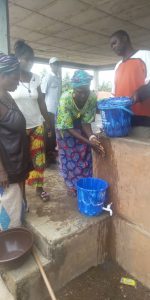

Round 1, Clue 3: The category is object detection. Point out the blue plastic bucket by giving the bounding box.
[76,177,109,216]
[97,97,133,137]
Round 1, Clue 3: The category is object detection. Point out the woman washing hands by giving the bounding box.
[89,135,105,157]
[56,70,105,196]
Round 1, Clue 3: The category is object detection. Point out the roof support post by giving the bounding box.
[0,0,10,54]
[94,70,99,92]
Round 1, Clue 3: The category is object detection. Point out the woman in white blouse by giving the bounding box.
[11,40,50,205]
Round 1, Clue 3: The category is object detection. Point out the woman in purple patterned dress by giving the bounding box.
[56,70,105,196]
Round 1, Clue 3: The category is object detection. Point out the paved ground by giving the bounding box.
[57,261,150,300]
[26,163,73,215]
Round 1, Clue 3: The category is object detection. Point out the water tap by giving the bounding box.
[102,203,113,216]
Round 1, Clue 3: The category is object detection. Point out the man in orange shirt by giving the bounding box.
[110,30,150,129]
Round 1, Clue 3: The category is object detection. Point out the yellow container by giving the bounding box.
[120,277,137,287]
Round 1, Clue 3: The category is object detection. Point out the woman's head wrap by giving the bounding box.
[0,53,19,74]
[71,70,93,88]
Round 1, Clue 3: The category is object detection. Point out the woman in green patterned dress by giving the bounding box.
[56,70,105,196]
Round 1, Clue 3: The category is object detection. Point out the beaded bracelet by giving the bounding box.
[89,135,96,141]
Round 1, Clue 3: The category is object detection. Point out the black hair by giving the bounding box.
[111,30,131,43]
[14,40,34,58]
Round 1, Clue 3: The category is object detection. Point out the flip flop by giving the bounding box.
[38,191,50,202]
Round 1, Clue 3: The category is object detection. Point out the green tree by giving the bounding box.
[98,81,112,92]
[62,73,71,93]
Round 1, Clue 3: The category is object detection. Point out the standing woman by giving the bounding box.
[11,40,50,202]
[56,70,105,196]
[0,53,30,230]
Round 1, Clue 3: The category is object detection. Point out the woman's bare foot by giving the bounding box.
[67,188,77,198]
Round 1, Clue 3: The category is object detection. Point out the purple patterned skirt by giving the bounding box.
[56,129,92,191]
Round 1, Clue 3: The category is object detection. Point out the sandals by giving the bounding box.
[38,191,50,202]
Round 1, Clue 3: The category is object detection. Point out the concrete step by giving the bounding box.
[2,168,110,300]
[0,276,14,300]
[1,248,50,300]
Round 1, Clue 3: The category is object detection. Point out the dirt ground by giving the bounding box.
[57,261,150,300]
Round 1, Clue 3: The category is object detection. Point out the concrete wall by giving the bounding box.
[93,136,150,288]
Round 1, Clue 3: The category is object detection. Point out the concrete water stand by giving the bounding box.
[0,167,110,300]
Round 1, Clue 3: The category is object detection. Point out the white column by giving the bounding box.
[0,0,10,54]
[94,70,99,92]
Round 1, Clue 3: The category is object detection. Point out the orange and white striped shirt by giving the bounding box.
[112,50,150,116]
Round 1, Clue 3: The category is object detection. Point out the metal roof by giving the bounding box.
[9,0,150,66]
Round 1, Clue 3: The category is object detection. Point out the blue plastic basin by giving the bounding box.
[77,177,109,216]
[97,97,133,137]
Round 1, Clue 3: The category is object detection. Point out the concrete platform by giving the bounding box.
[93,135,150,289]
[112,216,150,289]
[1,249,50,300]
[1,167,110,300]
